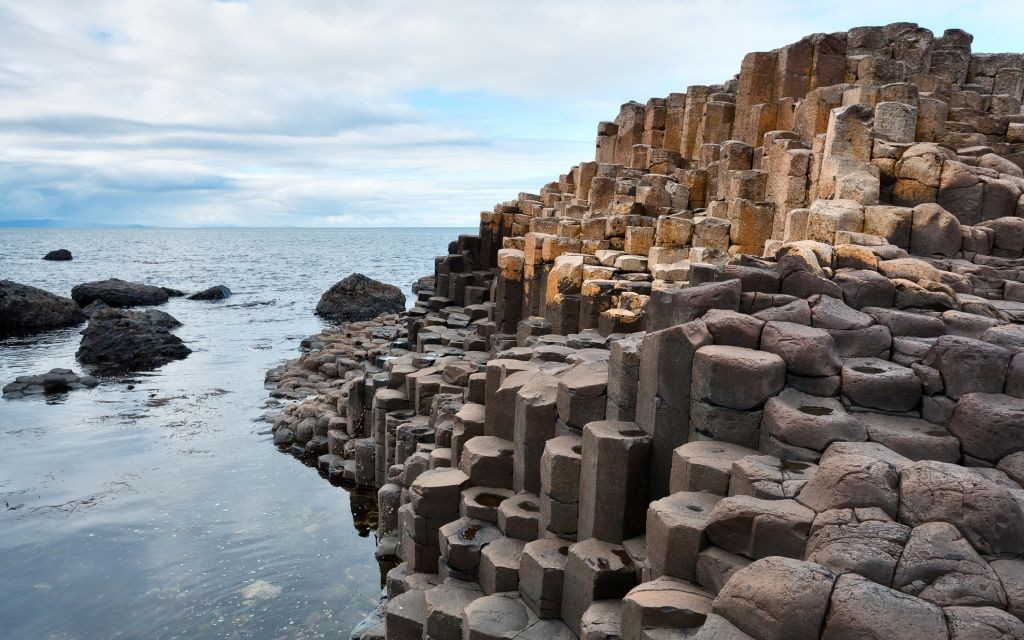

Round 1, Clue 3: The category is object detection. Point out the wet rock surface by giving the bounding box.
[42,248,72,261]
[76,307,191,371]
[188,285,232,300]
[0,279,86,337]
[2,368,98,399]
[71,278,170,308]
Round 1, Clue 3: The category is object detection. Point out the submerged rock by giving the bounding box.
[76,307,190,370]
[316,273,405,323]
[3,368,99,399]
[71,278,169,308]
[188,285,232,301]
[42,248,72,261]
[0,279,85,337]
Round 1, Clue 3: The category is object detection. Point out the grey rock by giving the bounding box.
[76,307,190,371]
[71,278,169,308]
[316,273,405,323]
[0,280,85,337]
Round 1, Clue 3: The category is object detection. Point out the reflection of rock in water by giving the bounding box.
[349,488,378,538]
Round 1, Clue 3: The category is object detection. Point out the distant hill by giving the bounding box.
[0,219,151,229]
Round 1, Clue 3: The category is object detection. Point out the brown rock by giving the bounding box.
[821,574,949,640]
[712,557,835,640]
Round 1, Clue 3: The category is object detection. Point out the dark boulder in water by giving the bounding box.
[0,279,85,337]
[188,285,232,301]
[76,307,191,371]
[161,287,186,297]
[3,368,99,399]
[82,300,112,317]
[43,249,73,261]
[315,273,405,323]
[71,278,169,308]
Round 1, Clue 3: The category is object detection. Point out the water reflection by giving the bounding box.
[0,227,467,639]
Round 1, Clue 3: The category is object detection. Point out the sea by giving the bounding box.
[0,227,469,640]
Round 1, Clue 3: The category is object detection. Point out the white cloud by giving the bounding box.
[0,0,1021,226]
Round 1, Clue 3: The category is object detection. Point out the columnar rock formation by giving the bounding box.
[268,23,1024,640]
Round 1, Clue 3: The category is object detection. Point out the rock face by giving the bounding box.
[262,22,1024,640]
[0,280,85,337]
[42,249,72,261]
[188,285,232,301]
[76,307,190,370]
[3,368,99,398]
[315,273,405,323]
[71,278,169,308]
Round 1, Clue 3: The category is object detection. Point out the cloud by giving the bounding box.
[0,0,1021,226]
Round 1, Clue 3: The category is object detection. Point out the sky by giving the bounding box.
[0,1,1022,228]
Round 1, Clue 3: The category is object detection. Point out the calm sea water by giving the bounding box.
[0,227,468,640]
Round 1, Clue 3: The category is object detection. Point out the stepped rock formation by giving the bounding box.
[266,23,1024,640]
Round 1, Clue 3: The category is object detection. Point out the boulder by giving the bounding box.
[924,336,1011,399]
[76,307,191,371]
[898,460,1024,555]
[712,557,835,640]
[892,521,1006,608]
[760,321,842,376]
[990,559,1024,620]
[71,278,170,308]
[188,285,232,300]
[315,273,405,323]
[805,509,910,585]
[821,574,949,640]
[948,393,1024,463]
[797,451,901,517]
[2,368,99,398]
[833,269,896,309]
[0,280,85,337]
[808,294,874,330]
[42,248,72,261]
[943,606,1024,640]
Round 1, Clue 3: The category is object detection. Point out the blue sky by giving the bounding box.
[0,1,1021,227]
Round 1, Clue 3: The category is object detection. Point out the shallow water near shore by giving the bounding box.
[0,227,469,639]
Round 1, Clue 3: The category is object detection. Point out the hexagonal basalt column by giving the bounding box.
[578,421,652,543]
[438,517,502,580]
[561,538,638,636]
[498,493,542,541]
[459,436,515,489]
[519,538,570,619]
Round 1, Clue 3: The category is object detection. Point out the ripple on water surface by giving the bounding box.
[0,227,467,639]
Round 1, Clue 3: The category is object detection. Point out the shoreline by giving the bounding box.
[264,22,1024,640]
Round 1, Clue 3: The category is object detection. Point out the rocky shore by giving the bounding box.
[264,23,1024,640]
[2,274,246,390]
